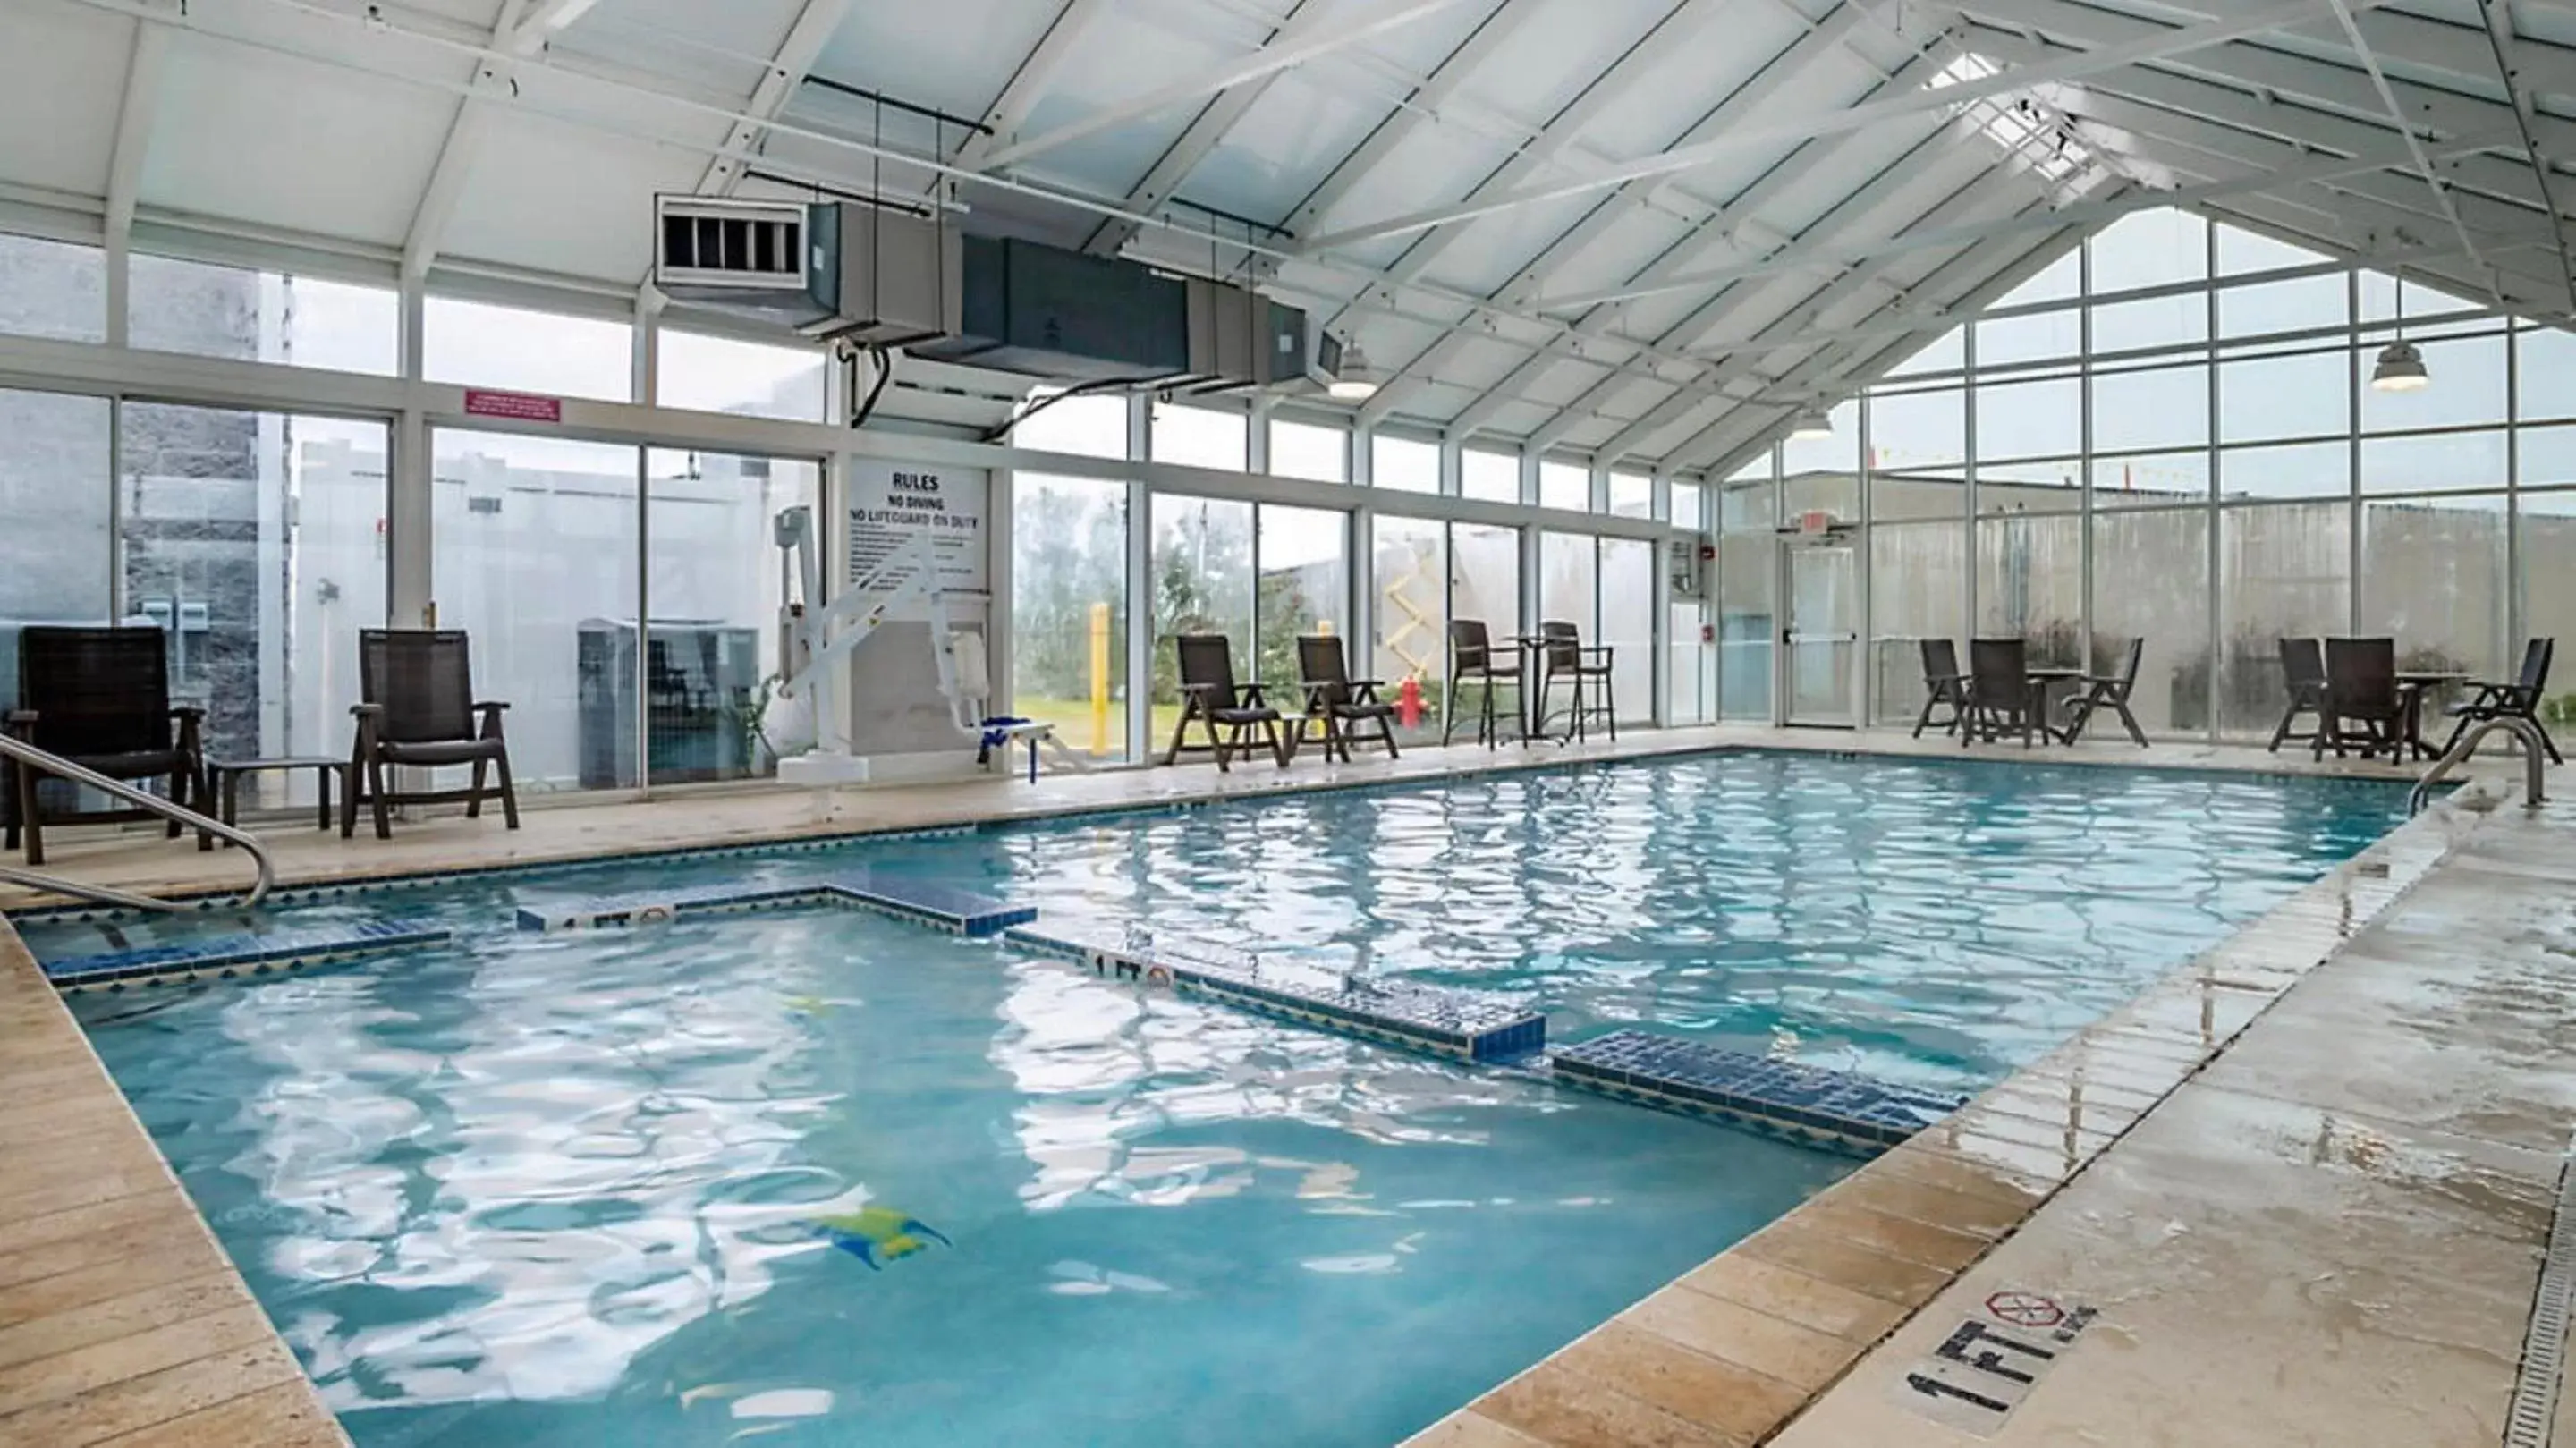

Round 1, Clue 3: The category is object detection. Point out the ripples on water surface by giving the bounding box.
[64,753,2404,1446]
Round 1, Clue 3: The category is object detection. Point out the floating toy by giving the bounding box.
[810,1207,949,1270]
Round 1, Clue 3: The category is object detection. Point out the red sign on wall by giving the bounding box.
[462,388,564,424]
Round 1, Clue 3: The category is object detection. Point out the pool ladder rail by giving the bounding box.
[0,734,273,913]
[2409,716,2554,817]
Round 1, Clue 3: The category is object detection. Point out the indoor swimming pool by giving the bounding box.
[43,751,2413,1445]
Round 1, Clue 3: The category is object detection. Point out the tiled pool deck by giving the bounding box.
[0,724,2553,1447]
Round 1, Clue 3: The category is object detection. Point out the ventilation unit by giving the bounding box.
[653,197,961,346]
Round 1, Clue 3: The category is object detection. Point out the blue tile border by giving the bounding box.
[1006,920,1546,1063]
[41,919,454,993]
[515,870,1034,938]
[1548,1029,1967,1158]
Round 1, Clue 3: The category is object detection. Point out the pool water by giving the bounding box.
[54,752,2410,1446]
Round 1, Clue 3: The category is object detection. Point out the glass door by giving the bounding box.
[1783,540,1860,726]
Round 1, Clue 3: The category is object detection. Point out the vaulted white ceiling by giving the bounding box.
[4,0,2575,476]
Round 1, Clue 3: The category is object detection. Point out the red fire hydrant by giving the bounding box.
[1397,675,1423,730]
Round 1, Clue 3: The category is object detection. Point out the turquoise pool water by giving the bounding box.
[55,752,2409,1446]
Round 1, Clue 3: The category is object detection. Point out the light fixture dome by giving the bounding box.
[2370,338,2429,392]
[1790,407,1835,439]
[1327,344,1380,401]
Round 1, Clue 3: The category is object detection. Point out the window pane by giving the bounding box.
[1868,521,1964,726]
[1979,459,2082,515]
[2360,494,2505,685]
[1539,460,1589,512]
[2221,440,2347,501]
[1378,435,1443,495]
[1153,404,1245,470]
[2089,292,2207,354]
[121,406,389,798]
[2359,274,2482,330]
[426,297,631,402]
[2216,273,2345,339]
[1012,392,1127,458]
[0,390,111,653]
[0,233,106,343]
[1671,483,1704,530]
[1539,531,1597,638]
[642,448,818,783]
[1601,538,1654,723]
[2218,351,2347,443]
[1976,512,2083,665]
[1269,419,1346,484]
[657,330,827,423]
[1868,387,1962,470]
[2217,503,2350,739]
[2517,490,2576,746]
[2361,333,2506,431]
[1974,309,2080,369]
[1886,325,1965,378]
[1255,504,1346,686]
[1012,474,1129,759]
[2093,364,2208,453]
[1975,376,2079,461]
[1996,248,2081,307]
[2360,430,2504,495]
[2517,325,2576,422]
[1716,526,1773,720]
[131,255,399,375]
[2216,222,2330,275]
[1669,593,1710,725]
[1608,470,1653,519]
[1149,495,1254,724]
[2092,508,2207,736]
[2089,209,2207,291]
[432,429,640,790]
[1450,521,1521,672]
[1372,516,1446,744]
[1718,472,1775,532]
[1780,400,1859,479]
[2091,450,2208,508]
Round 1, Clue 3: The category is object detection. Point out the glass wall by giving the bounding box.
[1154,403,1245,470]
[1601,538,1655,724]
[1376,435,1440,495]
[1149,495,1254,732]
[1716,459,1776,721]
[658,331,828,423]
[643,449,818,783]
[1372,516,1446,742]
[425,298,631,402]
[430,430,639,791]
[131,254,399,376]
[1820,207,2572,743]
[1012,474,1130,760]
[1269,419,1347,484]
[1256,504,1348,688]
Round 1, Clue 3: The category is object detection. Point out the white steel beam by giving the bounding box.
[105,20,172,246]
[402,0,549,281]
[953,0,1118,169]
[1281,0,1526,236]
[1085,0,1337,256]
[693,0,856,197]
[968,0,1477,174]
[1299,0,2388,254]
[1424,21,1945,438]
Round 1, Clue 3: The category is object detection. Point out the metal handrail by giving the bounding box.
[0,735,272,911]
[2409,716,2555,817]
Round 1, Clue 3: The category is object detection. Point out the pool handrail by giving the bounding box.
[2409,716,2552,817]
[0,733,272,912]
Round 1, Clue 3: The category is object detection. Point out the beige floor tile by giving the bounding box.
[1751,1196,1994,1276]
[0,1338,304,1448]
[1513,1323,1804,1446]
[1810,1165,2037,1243]
[0,1302,278,1417]
[1674,1255,1911,1345]
[1733,1219,1961,1308]
[1401,1410,1548,1448]
[0,1191,180,1261]
[0,1273,245,1375]
[87,1380,347,1448]
[0,1169,170,1231]
[1619,1283,1866,1389]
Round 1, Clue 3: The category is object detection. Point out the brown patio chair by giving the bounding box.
[2267,637,2328,754]
[2315,637,2413,764]
[2059,638,2149,748]
[1297,634,1400,764]
[1912,639,1969,739]
[1537,621,1616,743]
[1443,619,1522,749]
[1963,638,2042,748]
[4,627,208,866]
[1163,634,1285,771]
[345,630,519,839]
[2437,637,2562,764]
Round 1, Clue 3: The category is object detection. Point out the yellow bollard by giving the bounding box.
[1088,602,1111,757]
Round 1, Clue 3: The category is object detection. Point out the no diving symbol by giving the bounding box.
[1984,1291,2063,1330]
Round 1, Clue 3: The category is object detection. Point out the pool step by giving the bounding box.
[42,920,454,993]
[513,872,1034,938]
[1549,1030,1966,1156]
[1004,921,1546,1063]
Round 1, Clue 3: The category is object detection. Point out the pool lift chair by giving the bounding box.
[772,509,1086,785]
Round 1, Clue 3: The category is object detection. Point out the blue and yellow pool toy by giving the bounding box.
[810,1207,950,1270]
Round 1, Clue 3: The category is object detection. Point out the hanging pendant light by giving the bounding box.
[2370,276,2431,392]
[1790,406,1835,439]
[1327,343,1380,402]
